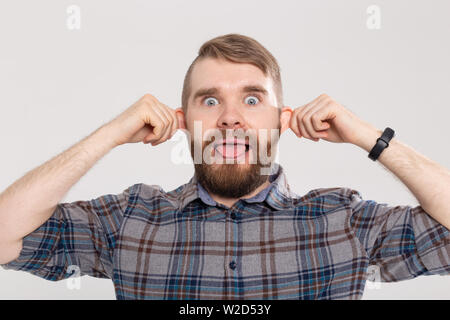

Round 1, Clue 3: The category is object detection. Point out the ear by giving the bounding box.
[279,106,293,135]
[175,107,187,130]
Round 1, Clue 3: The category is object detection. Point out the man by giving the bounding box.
[0,33,449,300]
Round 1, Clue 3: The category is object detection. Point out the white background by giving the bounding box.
[0,0,449,299]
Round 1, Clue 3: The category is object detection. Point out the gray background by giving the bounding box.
[0,0,449,299]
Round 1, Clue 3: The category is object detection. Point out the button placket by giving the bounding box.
[230,209,239,274]
[225,209,239,276]
[229,206,240,222]
[224,208,232,279]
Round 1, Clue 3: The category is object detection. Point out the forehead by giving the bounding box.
[189,57,274,95]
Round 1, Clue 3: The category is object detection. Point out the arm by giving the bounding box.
[0,124,116,263]
[290,93,450,230]
[0,93,180,264]
[354,125,450,230]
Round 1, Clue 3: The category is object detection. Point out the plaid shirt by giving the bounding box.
[1,163,449,299]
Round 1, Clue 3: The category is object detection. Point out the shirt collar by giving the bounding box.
[177,163,295,211]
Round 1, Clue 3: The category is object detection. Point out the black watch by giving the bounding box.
[368,127,395,161]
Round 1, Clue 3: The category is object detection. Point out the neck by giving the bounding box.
[208,179,271,208]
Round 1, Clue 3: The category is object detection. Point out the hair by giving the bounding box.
[181,33,283,115]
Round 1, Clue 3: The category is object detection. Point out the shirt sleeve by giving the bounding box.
[0,185,135,281]
[348,188,450,281]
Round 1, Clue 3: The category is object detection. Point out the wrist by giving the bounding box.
[354,125,383,152]
[91,123,121,150]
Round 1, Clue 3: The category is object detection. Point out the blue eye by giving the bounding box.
[203,95,260,106]
[245,95,260,105]
[204,97,219,106]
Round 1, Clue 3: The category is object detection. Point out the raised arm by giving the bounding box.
[290,93,450,230]
[0,94,180,264]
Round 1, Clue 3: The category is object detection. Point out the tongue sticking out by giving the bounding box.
[215,144,247,158]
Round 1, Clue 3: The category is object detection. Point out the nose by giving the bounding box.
[216,105,246,130]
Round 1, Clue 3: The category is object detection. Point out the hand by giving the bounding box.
[106,94,182,147]
[289,93,376,145]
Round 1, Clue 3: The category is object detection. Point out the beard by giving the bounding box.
[190,125,280,198]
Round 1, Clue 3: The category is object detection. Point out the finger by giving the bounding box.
[152,110,174,145]
[152,125,172,145]
[313,102,337,124]
[295,102,321,140]
[291,103,314,138]
[297,95,329,140]
[297,111,313,140]
[289,107,303,137]
[156,103,178,139]
[291,106,312,139]
[151,105,172,142]
[170,109,179,136]
[156,103,174,127]
[312,113,331,131]
[290,94,328,139]
[304,99,332,132]
[303,104,330,139]
[163,106,179,138]
[151,121,171,145]
[143,107,166,143]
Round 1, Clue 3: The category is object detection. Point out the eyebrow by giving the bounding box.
[192,84,269,102]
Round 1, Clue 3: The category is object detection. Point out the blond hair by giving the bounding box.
[181,33,283,114]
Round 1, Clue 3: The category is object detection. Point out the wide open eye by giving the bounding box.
[204,97,219,106]
[244,95,260,106]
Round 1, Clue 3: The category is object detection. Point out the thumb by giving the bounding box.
[175,108,186,130]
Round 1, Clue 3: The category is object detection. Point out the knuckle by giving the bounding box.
[139,99,151,109]
[143,93,155,100]
[139,102,150,112]
[143,95,158,106]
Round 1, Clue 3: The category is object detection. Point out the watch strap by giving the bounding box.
[368,127,395,161]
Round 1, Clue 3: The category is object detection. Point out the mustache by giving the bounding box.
[188,127,280,168]
[205,129,252,143]
[199,128,278,148]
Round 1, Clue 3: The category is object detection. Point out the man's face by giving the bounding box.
[182,57,291,198]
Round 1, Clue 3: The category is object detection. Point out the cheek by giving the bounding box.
[186,108,217,129]
[245,111,279,129]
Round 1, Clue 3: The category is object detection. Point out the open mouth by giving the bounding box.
[213,139,251,159]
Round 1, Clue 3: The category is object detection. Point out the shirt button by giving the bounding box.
[229,261,237,270]
[230,212,237,220]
